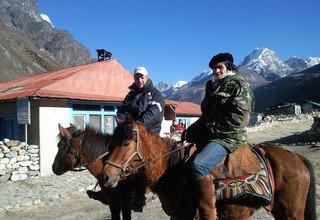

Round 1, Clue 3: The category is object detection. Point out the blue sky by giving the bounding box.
[38,0,320,85]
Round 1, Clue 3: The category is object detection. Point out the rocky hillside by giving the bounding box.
[254,64,320,112]
[0,0,94,82]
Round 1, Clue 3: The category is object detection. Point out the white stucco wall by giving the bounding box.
[38,104,70,176]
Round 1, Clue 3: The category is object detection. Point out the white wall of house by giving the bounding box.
[38,101,70,176]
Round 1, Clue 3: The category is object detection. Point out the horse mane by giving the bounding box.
[72,125,112,160]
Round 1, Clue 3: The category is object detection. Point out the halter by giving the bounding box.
[105,127,144,176]
[105,127,191,177]
[65,136,110,170]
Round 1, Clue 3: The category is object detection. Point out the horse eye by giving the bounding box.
[123,142,130,147]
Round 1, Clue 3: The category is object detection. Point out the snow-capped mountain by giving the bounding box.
[156,47,320,99]
[239,48,291,80]
[306,57,320,67]
[239,48,320,81]
[190,70,212,83]
[284,56,308,75]
[174,80,188,89]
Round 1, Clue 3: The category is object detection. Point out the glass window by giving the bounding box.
[73,115,86,130]
[89,115,101,131]
[104,115,115,134]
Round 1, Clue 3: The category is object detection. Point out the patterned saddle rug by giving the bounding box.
[214,147,273,207]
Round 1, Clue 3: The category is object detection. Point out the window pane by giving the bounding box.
[104,115,115,134]
[73,115,85,130]
[89,115,101,131]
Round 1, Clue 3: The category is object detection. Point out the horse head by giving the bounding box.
[52,123,80,175]
[101,113,145,188]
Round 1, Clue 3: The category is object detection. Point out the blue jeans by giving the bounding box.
[191,141,227,177]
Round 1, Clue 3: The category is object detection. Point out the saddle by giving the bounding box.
[209,144,274,207]
[210,144,261,179]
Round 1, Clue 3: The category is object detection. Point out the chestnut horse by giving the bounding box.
[52,124,134,220]
[100,117,316,220]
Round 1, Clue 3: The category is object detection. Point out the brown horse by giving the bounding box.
[52,124,135,220]
[100,116,316,220]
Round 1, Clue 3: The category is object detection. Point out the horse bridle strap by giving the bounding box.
[73,150,110,170]
[67,136,110,170]
[105,127,192,177]
[105,127,144,175]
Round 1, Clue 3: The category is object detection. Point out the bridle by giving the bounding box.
[64,136,109,170]
[104,127,191,177]
[104,127,144,176]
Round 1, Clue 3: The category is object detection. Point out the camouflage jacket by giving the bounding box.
[185,74,254,152]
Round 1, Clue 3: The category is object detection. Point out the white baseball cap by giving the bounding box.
[134,66,148,76]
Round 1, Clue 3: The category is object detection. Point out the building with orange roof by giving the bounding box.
[0,57,200,176]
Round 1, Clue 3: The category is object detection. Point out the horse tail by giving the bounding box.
[298,154,316,220]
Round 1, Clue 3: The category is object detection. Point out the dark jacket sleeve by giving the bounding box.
[136,89,164,128]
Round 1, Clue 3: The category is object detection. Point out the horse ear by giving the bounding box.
[69,123,76,129]
[125,112,134,124]
[58,123,72,139]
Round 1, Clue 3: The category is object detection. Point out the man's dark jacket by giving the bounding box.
[118,79,164,134]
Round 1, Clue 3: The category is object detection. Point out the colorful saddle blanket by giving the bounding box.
[215,148,273,206]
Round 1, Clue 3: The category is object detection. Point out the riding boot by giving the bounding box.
[194,174,217,220]
[86,189,109,205]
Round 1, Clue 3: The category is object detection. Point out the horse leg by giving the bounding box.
[121,201,132,220]
[263,147,311,220]
[109,202,121,220]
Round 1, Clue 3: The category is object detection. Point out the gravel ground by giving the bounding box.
[0,116,319,220]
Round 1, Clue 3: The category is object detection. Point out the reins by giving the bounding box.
[105,126,192,177]
[73,150,110,170]
[66,135,110,170]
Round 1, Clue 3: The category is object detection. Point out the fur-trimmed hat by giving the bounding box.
[209,53,234,68]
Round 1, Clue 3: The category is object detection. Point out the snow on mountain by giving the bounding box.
[174,80,188,88]
[306,57,320,67]
[40,13,54,27]
[284,56,308,75]
[239,48,291,80]
[156,48,320,98]
[190,70,212,82]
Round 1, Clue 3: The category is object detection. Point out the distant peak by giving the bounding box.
[40,13,54,27]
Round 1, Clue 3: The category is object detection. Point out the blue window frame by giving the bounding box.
[0,116,19,140]
[68,101,120,134]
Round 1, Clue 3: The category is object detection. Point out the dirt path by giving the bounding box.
[1,116,319,220]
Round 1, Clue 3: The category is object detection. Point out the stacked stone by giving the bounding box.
[309,116,320,141]
[247,113,314,133]
[0,139,40,182]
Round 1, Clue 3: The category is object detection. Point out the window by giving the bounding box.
[70,102,119,133]
[0,116,19,140]
[73,115,86,130]
[89,115,101,131]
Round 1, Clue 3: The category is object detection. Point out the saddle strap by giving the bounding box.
[255,148,275,212]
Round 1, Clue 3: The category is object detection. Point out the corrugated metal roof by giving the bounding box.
[175,101,201,116]
[0,59,133,102]
[0,60,201,116]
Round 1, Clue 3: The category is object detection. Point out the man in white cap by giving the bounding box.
[117,66,164,134]
[117,66,165,211]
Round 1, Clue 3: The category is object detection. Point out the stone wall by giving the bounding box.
[0,139,40,182]
[247,113,315,133]
[309,116,320,141]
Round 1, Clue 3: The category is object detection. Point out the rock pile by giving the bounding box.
[309,116,320,141]
[0,139,40,182]
[247,113,315,133]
